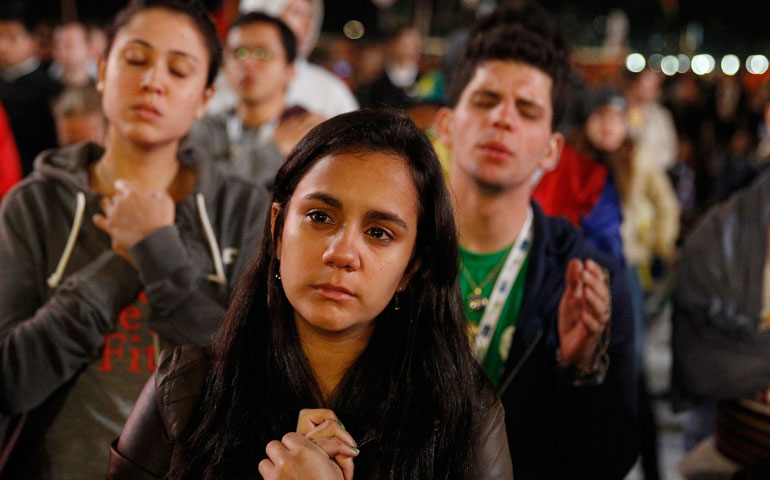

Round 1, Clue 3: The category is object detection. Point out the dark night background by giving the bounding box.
[16,0,770,57]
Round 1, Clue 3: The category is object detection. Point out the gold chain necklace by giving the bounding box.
[460,249,510,312]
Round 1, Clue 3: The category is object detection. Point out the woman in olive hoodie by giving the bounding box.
[0,1,268,478]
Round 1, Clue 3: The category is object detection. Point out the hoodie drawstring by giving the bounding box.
[47,192,87,288]
[47,191,227,288]
[196,193,227,285]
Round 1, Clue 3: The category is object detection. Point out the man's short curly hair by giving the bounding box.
[447,3,571,129]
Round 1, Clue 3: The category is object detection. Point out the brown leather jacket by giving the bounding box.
[106,344,513,479]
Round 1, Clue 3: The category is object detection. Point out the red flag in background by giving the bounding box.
[211,0,240,39]
[0,103,21,201]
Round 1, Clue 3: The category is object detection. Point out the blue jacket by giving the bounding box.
[533,143,626,268]
[499,202,638,478]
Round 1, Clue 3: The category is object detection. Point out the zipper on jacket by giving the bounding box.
[497,328,543,397]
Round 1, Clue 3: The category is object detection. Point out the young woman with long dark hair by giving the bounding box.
[107,109,513,480]
[0,1,267,478]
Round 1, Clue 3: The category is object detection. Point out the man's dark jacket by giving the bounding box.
[499,202,639,478]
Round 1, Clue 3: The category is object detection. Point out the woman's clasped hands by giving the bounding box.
[259,409,359,480]
[93,179,175,263]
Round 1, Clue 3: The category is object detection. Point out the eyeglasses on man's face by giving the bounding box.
[230,46,273,61]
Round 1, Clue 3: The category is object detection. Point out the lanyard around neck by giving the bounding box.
[472,206,533,363]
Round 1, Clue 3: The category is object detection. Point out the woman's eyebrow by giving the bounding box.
[169,49,200,63]
[305,192,409,229]
[124,38,199,63]
[124,38,152,49]
[305,192,342,209]
[366,210,408,229]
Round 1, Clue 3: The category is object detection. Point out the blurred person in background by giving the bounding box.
[52,85,107,146]
[356,26,422,110]
[582,86,680,480]
[33,20,55,68]
[49,21,97,88]
[0,2,61,176]
[350,39,385,90]
[712,85,770,204]
[626,69,678,173]
[186,12,322,191]
[86,23,107,64]
[0,1,268,478]
[209,0,358,119]
[673,170,770,480]
[582,88,679,298]
[755,94,770,168]
[532,91,626,268]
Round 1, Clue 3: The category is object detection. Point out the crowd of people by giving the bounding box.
[0,0,769,479]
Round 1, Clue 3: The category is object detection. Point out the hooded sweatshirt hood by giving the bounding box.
[32,142,212,197]
[33,142,99,193]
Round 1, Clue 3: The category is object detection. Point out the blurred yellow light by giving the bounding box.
[343,20,365,40]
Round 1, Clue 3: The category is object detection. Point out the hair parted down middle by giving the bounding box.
[165,109,488,480]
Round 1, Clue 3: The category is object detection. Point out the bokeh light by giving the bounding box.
[625,53,646,73]
[691,54,715,75]
[648,54,663,71]
[661,55,679,76]
[721,54,740,75]
[746,55,769,75]
[343,20,365,40]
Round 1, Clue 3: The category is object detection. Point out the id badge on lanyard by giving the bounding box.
[472,207,533,363]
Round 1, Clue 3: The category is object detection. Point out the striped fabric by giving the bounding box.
[716,398,770,465]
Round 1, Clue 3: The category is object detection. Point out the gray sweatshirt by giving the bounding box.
[186,112,285,191]
[0,142,269,479]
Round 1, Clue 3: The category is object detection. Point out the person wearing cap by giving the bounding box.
[576,87,679,284]
[533,87,627,268]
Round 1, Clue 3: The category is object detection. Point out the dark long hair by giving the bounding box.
[166,110,485,479]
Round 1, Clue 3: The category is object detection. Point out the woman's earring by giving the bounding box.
[96,81,104,93]
[275,262,281,280]
[393,293,401,311]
